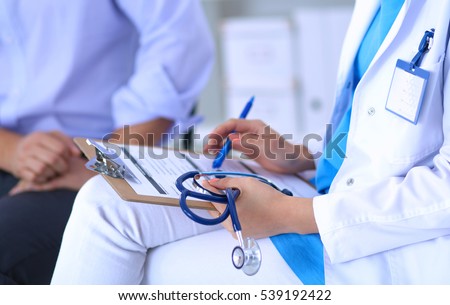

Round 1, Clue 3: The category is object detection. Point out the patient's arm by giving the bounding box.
[8,117,173,194]
[0,128,79,183]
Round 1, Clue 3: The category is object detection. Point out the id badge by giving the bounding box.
[385,59,429,124]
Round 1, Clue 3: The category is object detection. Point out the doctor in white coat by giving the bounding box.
[310,0,450,284]
[51,0,450,284]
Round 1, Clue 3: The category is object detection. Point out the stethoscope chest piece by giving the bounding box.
[232,237,262,276]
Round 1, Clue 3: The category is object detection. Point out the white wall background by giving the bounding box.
[196,0,355,145]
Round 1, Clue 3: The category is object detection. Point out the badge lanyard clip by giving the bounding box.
[410,28,435,71]
[385,28,435,125]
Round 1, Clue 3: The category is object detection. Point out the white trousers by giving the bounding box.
[51,175,301,284]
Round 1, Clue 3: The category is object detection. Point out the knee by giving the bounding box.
[72,175,114,214]
[71,175,135,223]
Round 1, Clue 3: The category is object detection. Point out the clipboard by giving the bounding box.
[74,137,215,210]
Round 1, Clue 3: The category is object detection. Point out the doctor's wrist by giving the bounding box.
[280,197,318,235]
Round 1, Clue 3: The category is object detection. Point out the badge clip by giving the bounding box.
[385,29,435,125]
[410,28,434,71]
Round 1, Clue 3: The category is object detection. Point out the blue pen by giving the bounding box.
[212,96,254,169]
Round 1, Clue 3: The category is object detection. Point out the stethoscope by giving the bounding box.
[176,170,293,276]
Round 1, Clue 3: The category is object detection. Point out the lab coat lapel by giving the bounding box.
[364,0,411,74]
[336,0,380,87]
[327,1,380,145]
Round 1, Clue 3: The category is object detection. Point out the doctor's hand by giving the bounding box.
[9,156,95,195]
[10,131,80,183]
[204,119,315,174]
[205,177,318,239]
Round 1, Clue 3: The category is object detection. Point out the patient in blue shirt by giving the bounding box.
[0,0,213,284]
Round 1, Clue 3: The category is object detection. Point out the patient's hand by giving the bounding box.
[11,131,80,183]
[9,156,96,195]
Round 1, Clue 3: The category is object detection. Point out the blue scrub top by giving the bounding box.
[271,0,405,285]
[315,0,406,194]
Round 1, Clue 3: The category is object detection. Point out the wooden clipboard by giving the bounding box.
[74,137,214,210]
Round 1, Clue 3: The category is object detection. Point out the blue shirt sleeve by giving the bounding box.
[112,0,215,128]
[0,0,214,138]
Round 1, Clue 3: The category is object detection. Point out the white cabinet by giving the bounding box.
[197,0,355,143]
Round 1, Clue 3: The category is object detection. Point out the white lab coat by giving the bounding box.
[312,0,450,284]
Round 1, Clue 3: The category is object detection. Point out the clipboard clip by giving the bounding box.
[85,139,140,183]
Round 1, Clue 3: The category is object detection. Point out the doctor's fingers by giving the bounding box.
[213,119,267,137]
[207,176,256,197]
[209,177,282,211]
[199,179,229,215]
[207,202,236,237]
[204,119,267,152]
[202,177,240,211]
[230,136,267,159]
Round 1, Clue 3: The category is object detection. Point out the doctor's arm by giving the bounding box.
[206,177,318,239]
[207,123,450,264]
[312,62,450,264]
[204,53,450,266]
[202,119,318,238]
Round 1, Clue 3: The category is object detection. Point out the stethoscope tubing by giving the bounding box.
[177,171,241,231]
[199,171,292,196]
[176,170,292,231]
[179,188,230,225]
[176,170,266,276]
